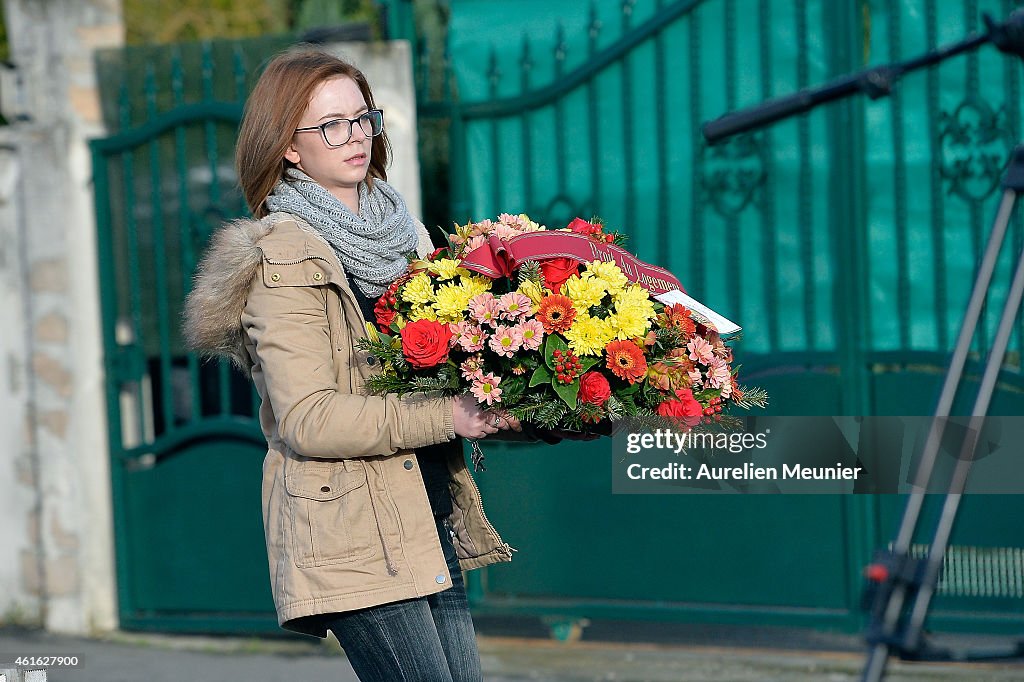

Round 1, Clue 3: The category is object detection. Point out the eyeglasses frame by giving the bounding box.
[294,109,385,148]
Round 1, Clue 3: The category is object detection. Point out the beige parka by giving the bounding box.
[183,212,514,637]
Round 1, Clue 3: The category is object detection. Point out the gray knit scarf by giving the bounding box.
[265,168,418,297]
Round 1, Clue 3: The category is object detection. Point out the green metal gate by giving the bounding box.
[91,38,290,633]
[410,0,1024,635]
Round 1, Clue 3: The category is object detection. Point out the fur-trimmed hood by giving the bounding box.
[182,214,278,370]
[183,211,433,370]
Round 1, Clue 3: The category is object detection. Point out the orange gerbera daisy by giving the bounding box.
[660,303,697,339]
[605,339,648,384]
[536,294,577,334]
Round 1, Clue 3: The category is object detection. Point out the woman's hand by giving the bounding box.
[452,396,524,438]
[452,395,502,439]
[489,409,522,433]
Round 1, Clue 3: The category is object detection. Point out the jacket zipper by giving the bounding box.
[466,468,517,556]
[263,254,330,266]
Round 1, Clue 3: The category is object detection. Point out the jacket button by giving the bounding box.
[403,459,413,470]
[270,273,281,282]
[366,355,377,365]
[313,272,323,281]
[435,574,446,584]
[320,485,331,493]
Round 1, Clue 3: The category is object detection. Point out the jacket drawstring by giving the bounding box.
[366,485,399,576]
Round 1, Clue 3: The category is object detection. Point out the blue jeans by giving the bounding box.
[324,516,484,682]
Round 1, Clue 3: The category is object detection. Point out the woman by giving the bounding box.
[183,48,519,681]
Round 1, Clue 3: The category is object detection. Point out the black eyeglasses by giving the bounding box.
[294,109,384,147]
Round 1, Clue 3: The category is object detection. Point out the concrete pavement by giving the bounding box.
[0,624,1021,681]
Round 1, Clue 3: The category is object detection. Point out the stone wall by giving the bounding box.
[0,0,123,634]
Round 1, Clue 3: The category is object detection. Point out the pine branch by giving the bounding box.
[734,385,769,410]
[517,260,543,285]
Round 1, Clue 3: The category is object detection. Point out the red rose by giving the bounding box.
[373,297,397,333]
[400,319,453,368]
[656,388,703,427]
[567,217,602,235]
[539,257,580,292]
[578,371,611,406]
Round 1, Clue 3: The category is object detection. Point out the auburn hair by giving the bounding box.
[236,47,391,218]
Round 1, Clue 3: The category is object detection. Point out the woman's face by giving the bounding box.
[285,76,371,203]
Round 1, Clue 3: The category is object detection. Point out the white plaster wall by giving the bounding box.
[327,40,423,221]
[0,133,40,627]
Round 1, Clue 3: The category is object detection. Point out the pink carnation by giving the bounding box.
[687,336,716,366]
[488,324,523,358]
[471,372,503,406]
[515,318,544,351]
[496,292,532,321]
[707,356,731,389]
[465,235,488,252]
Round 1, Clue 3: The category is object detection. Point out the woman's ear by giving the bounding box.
[284,144,300,165]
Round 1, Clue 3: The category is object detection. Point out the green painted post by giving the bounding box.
[758,0,780,352]
[145,65,176,433]
[520,36,534,214]
[824,0,871,416]
[171,50,201,422]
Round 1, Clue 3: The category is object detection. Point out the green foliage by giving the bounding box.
[529,363,552,387]
[734,385,770,410]
[517,260,542,286]
[122,0,382,45]
[294,0,381,35]
[124,0,291,44]
[552,377,580,409]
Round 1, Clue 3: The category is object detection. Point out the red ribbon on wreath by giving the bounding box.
[460,230,685,295]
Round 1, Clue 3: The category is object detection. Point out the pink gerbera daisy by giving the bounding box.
[488,324,523,358]
[471,372,503,406]
[468,293,498,327]
[496,292,532,321]
[515,318,544,351]
[451,321,487,352]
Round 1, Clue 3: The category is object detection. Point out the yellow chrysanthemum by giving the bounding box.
[428,258,470,281]
[517,279,545,307]
[518,214,544,231]
[613,284,656,318]
[400,273,435,305]
[459,274,493,298]
[606,307,652,340]
[433,282,476,322]
[563,313,616,356]
[563,273,607,312]
[585,260,629,295]
[407,305,439,322]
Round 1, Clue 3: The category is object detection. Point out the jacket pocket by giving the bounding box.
[285,460,375,568]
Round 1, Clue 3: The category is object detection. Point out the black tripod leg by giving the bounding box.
[904,206,1024,648]
[861,146,1024,682]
